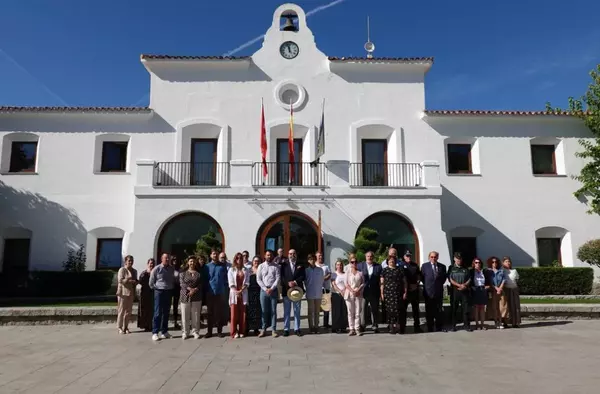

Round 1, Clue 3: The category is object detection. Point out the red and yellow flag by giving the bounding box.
[260,99,268,178]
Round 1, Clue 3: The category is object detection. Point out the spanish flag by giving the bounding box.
[288,101,295,184]
[260,99,268,178]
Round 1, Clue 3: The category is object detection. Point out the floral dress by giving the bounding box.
[382,267,405,324]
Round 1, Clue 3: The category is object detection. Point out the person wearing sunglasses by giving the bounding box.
[471,258,490,330]
[344,258,364,336]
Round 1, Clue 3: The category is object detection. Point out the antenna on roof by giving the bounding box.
[364,16,375,58]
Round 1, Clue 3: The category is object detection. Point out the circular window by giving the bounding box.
[274,80,306,110]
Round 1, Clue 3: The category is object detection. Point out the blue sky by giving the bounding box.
[0,0,598,110]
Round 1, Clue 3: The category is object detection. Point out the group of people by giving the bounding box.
[114,246,522,340]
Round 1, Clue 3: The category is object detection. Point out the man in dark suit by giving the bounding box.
[400,250,423,334]
[358,251,383,333]
[280,249,305,337]
[421,251,447,332]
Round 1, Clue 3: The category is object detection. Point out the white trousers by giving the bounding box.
[345,297,362,330]
[181,301,202,335]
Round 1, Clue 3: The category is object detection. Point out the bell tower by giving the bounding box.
[252,3,327,79]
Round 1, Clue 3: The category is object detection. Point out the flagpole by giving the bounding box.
[317,209,322,254]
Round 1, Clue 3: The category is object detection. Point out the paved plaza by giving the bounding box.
[0,320,599,394]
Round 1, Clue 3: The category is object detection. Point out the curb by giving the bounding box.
[1,303,599,325]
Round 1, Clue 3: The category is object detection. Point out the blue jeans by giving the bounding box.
[152,289,172,335]
[260,289,279,331]
[283,296,301,331]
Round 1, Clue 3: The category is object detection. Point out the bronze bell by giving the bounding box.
[282,16,297,32]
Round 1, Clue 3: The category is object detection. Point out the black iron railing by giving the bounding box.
[350,163,422,187]
[251,162,327,187]
[153,162,229,186]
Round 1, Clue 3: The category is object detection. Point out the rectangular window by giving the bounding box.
[447,144,472,174]
[96,238,123,270]
[190,139,218,185]
[2,239,30,275]
[451,237,477,268]
[276,138,303,186]
[531,145,556,175]
[537,238,561,266]
[9,142,38,173]
[101,142,128,172]
[361,139,387,186]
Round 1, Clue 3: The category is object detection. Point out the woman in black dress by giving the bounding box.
[330,259,348,333]
[380,256,407,334]
[137,258,155,331]
[246,255,262,336]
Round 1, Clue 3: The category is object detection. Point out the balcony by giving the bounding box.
[135,159,439,197]
[349,163,422,187]
[153,162,229,187]
[251,162,328,187]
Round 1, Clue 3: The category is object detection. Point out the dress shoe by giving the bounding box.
[295,330,302,337]
[283,330,289,337]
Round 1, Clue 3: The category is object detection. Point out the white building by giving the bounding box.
[1,3,598,276]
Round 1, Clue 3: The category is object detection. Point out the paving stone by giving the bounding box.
[1,321,600,393]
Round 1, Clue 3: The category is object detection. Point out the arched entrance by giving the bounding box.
[356,212,419,263]
[256,211,321,263]
[157,212,224,264]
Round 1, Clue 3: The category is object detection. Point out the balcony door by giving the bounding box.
[191,139,217,186]
[362,139,387,186]
[276,138,303,186]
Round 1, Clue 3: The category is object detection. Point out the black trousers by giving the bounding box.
[424,296,444,332]
[172,287,180,324]
[451,289,470,328]
[403,289,420,328]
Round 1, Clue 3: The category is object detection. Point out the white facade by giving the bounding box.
[0,3,599,275]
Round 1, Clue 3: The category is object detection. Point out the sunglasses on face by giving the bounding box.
[350,261,357,264]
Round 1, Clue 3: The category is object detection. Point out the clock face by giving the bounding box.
[280,41,299,59]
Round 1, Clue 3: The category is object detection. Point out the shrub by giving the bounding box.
[346,227,388,263]
[62,244,87,272]
[29,270,115,297]
[517,267,594,295]
[577,239,600,268]
[195,230,223,259]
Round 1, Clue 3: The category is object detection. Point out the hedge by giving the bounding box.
[517,267,594,295]
[29,271,115,297]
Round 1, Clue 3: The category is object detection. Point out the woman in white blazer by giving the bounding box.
[228,253,249,338]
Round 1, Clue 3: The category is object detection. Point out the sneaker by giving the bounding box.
[152,334,160,341]
[182,332,188,340]
[499,325,505,330]
[159,332,171,339]
[193,333,200,340]
[272,331,279,338]
[234,333,240,339]
[258,330,266,338]
[239,334,245,338]
[118,328,124,335]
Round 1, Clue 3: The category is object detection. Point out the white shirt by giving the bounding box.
[331,271,346,293]
[504,268,519,288]
[367,263,374,277]
[317,263,331,290]
[474,270,485,287]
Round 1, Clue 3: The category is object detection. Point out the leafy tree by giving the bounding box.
[577,239,600,268]
[194,230,222,259]
[546,64,600,214]
[63,244,87,272]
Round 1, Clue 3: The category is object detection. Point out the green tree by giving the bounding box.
[546,64,600,215]
[194,230,222,259]
[63,244,87,272]
[577,239,600,268]
[346,227,388,263]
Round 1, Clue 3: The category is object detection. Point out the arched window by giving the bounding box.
[356,212,418,262]
[157,212,224,264]
[535,226,571,266]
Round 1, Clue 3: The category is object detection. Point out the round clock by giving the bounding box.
[280,41,299,59]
